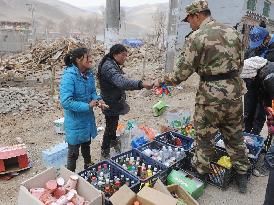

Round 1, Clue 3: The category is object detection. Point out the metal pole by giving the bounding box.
[104,0,120,52]
[165,0,179,73]
[31,6,36,44]
[26,4,36,44]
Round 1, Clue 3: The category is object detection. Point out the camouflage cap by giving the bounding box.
[183,0,209,22]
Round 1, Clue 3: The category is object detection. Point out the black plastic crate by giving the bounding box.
[155,131,195,152]
[215,132,265,165]
[78,160,139,204]
[205,148,235,190]
[263,133,273,153]
[111,149,167,185]
[137,140,187,170]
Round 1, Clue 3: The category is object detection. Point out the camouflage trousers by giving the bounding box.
[194,100,250,175]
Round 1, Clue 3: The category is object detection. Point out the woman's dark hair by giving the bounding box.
[64,47,88,66]
[259,20,266,28]
[97,44,127,78]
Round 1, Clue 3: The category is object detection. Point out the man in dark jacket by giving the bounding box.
[241,58,274,112]
[97,44,152,158]
[243,27,274,135]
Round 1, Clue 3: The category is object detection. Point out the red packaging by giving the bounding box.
[30,188,46,200]
[53,187,67,199]
[46,180,58,192]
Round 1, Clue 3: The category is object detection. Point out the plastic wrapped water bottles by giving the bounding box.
[42,142,68,168]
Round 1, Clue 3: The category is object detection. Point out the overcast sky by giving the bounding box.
[59,0,169,9]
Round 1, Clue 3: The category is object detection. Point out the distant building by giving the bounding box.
[0,21,31,53]
[241,0,274,48]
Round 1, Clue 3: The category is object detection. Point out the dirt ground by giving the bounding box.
[0,61,269,205]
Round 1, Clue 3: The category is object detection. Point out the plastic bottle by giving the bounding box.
[134,201,140,205]
[141,166,147,180]
[104,186,111,198]
[103,164,110,179]
[153,167,158,175]
[91,176,97,186]
[125,178,130,186]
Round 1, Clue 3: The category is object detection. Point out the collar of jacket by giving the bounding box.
[107,57,125,74]
[68,64,92,80]
[199,16,214,29]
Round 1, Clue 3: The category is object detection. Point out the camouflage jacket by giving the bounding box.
[165,17,245,105]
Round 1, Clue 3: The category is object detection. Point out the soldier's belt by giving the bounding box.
[200,70,238,81]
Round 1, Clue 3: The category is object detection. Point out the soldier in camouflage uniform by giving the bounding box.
[155,0,250,193]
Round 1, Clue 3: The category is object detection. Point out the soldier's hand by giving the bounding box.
[153,78,163,88]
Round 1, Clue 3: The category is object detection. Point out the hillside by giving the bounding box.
[122,3,168,35]
[0,0,168,37]
[0,0,96,25]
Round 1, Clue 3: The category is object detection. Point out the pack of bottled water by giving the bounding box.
[42,142,68,168]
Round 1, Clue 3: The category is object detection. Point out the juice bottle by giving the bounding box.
[133,200,140,205]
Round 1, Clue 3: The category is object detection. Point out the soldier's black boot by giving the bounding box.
[236,173,248,194]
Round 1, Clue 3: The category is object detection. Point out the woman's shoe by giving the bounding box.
[84,162,95,170]
[111,139,121,153]
[101,148,110,160]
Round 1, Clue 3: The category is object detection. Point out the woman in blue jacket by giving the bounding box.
[60,47,107,172]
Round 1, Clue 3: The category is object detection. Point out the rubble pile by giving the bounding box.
[0,39,165,86]
[0,87,50,114]
[0,38,85,86]
[127,43,165,66]
[0,40,166,114]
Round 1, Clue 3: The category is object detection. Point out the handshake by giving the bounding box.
[141,78,164,90]
[89,100,109,109]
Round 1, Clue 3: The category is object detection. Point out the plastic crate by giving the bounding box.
[155,131,195,152]
[215,132,265,164]
[264,133,273,153]
[78,160,139,204]
[205,148,235,190]
[111,149,167,185]
[136,140,187,170]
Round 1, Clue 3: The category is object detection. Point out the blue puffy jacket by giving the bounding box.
[60,65,101,145]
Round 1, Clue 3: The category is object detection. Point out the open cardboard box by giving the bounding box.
[166,184,199,205]
[110,179,198,205]
[17,166,104,205]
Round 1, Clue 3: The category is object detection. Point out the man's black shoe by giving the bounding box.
[236,173,248,194]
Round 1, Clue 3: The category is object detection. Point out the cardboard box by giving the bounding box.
[167,170,204,199]
[110,185,177,205]
[166,184,199,205]
[110,180,178,205]
[17,166,104,205]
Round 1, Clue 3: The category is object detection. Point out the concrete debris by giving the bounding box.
[0,87,49,114]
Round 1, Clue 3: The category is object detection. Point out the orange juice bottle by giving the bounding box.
[133,201,140,205]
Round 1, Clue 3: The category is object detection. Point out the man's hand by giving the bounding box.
[141,82,154,90]
[97,99,109,109]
